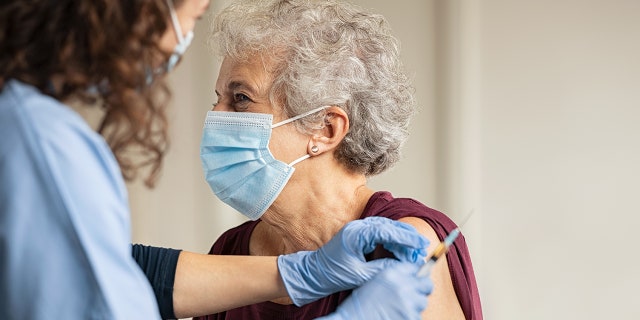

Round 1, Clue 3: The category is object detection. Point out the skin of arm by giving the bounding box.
[399,217,466,320]
[172,252,289,318]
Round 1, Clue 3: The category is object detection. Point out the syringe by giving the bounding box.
[416,227,460,277]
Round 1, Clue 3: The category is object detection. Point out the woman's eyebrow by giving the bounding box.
[228,80,258,96]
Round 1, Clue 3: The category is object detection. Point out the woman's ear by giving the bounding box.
[307,106,349,156]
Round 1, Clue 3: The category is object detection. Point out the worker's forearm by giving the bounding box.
[172,251,288,318]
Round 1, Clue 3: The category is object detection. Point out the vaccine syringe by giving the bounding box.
[416,227,460,277]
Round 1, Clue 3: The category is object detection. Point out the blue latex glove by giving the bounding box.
[317,263,433,320]
[277,217,429,306]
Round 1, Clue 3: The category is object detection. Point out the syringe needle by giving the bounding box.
[416,209,473,277]
[458,209,475,228]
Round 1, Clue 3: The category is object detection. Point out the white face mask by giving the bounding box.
[165,0,194,73]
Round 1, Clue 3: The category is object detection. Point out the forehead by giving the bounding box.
[215,55,276,93]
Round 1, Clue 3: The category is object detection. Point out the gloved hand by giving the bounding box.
[316,263,433,320]
[277,217,429,306]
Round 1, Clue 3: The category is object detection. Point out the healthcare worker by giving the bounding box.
[0,0,433,319]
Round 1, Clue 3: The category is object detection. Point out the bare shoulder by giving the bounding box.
[398,217,439,247]
[398,217,466,320]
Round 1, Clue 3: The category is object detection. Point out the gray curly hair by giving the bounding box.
[209,0,415,176]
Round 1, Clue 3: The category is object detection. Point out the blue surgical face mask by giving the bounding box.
[200,106,327,220]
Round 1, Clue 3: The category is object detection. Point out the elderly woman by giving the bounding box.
[197,0,482,319]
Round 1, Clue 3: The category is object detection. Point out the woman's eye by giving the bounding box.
[233,93,250,102]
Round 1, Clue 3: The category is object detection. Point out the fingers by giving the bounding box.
[350,217,429,260]
[417,276,434,295]
[359,256,402,273]
[384,263,433,311]
[367,262,432,317]
[383,243,427,263]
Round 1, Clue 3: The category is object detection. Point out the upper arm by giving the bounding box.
[0,94,159,318]
[37,113,161,318]
[398,217,466,320]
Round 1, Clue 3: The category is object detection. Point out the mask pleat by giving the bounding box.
[200,109,324,220]
[217,162,293,219]
[200,147,260,171]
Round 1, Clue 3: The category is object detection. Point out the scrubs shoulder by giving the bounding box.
[0,80,160,319]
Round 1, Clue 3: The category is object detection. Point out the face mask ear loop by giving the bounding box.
[288,154,311,167]
[272,106,329,128]
[166,0,185,43]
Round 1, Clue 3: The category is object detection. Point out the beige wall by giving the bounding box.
[479,0,640,318]
[129,0,640,319]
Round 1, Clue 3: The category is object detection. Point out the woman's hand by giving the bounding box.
[277,217,429,306]
[317,263,433,320]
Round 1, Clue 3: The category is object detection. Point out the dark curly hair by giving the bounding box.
[0,0,185,187]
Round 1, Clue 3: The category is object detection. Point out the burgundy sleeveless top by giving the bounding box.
[195,191,483,320]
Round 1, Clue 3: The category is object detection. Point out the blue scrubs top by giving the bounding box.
[0,80,160,319]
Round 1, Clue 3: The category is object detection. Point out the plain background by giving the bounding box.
[127,0,640,319]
